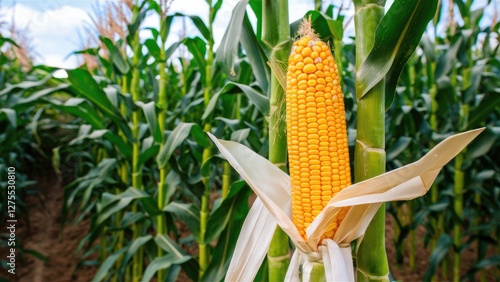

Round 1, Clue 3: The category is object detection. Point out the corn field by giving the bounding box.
[1,0,499,281]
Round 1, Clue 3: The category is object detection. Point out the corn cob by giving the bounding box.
[286,21,351,241]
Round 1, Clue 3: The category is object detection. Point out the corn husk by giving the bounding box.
[208,127,484,281]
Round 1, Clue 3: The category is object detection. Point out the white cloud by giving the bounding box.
[2,4,91,68]
[4,0,497,69]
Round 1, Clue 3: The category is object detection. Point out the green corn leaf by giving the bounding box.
[0,36,18,47]
[46,98,103,134]
[466,126,500,160]
[127,3,148,38]
[92,248,127,282]
[201,182,250,282]
[164,202,201,242]
[165,41,182,61]
[156,122,208,169]
[121,212,145,228]
[161,15,174,39]
[119,235,152,273]
[420,35,436,62]
[231,129,251,143]
[155,234,190,259]
[423,234,452,281]
[0,74,51,96]
[356,0,438,108]
[179,13,210,41]
[215,0,249,79]
[211,0,224,23]
[100,36,130,74]
[138,101,162,143]
[138,141,160,167]
[13,84,70,112]
[155,234,199,280]
[142,254,191,282]
[96,187,151,226]
[67,128,132,161]
[386,137,412,161]
[462,59,487,104]
[468,88,500,128]
[66,69,133,142]
[205,181,248,243]
[0,109,16,128]
[144,38,162,61]
[183,37,207,81]
[203,82,269,120]
[240,14,269,92]
[435,35,463,81]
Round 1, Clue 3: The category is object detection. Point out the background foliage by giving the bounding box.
[0,0,499,281]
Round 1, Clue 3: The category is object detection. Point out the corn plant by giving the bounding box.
[208,0,488,280]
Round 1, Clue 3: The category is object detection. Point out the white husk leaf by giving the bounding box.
[208,128,484,281]
[306,128,484,246]
[320,239,353,281]
[225,198,277,282]
[207,133,308,247]
[285,251,301,282]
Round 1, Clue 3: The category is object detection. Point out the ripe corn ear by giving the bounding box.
[286,22,351,242]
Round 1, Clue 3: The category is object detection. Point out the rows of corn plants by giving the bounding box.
[384,0,500,280]
[1,0,499,281]
[0,31,75,275]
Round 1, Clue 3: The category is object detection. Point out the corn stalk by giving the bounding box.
[353,1,389,281]
[156,10,170,282]
[199,0,215,278]
[262,0,291,280]
[130,4,144,280]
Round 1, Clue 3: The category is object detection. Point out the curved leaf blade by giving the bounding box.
[357,0,438,108]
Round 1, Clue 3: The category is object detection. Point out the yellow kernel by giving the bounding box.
[301,47,312,57]
[303,64,317,74]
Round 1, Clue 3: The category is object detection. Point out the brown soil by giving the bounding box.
[0,170,96,282]
[386,212,500,282]
[1,171,498,282]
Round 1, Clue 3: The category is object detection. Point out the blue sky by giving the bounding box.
[1,0,498,69]
[1,0,320,68]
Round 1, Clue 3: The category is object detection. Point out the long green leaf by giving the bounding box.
[142,254,190,282]
[92,248,127,282]
[357,0,438,107]
[156,122,208,168]
[215,0,250,79]
[119,235,153,273]
[66,69,133,141]
[202,82,269,120]
[138,101,162,143]
[201,182,250,282]
[100,36,130,74]
[423,234,453,281]
[240,14,270,92]
[0,74,51,96]
[183,37,207,80]
[164,202,201,241]
[0,109,16,127]
[205,181,247,243]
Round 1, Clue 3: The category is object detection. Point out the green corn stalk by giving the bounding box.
[426,31,448,281]
[156,13,170,282]
[199,1,215,278]
[115,76,130,278]
[453,1,473,280]
[129,4,144,280]
[406,55,417,270]
[262,0,291,280]
[352,1,389,281]
[222,97,240,200]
